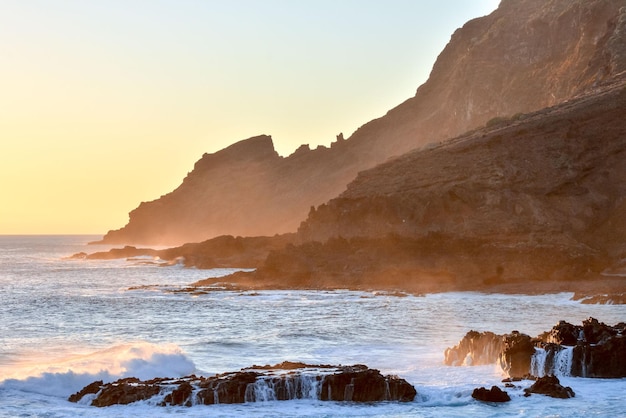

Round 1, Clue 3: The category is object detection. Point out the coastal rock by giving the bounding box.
[68,364,416,407]
[96,0,626,245]
[543,320,582,345]
[67,380,103,403]
[471,386,511,403]
[447,319,626,379]
[319,365,416,402]
[444,330,503,366]
[499,332,536,379]
[88,378,160,407]
[524,375,575,399]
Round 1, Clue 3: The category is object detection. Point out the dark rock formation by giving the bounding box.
[524,375,575,399]
[319,365,416,402]
[444,331,503,366]
[446,318,626,379]
[499,332,536,379]
[68,364,416,407]
[542,320,582,345]
[96,0,626,245]
[471,386,511,403]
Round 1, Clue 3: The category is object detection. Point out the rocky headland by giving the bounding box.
[95,0,626,245]
[77,0,626,299]
[199,76,626,297]
[77,74,626,300]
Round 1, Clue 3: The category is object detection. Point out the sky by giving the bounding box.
[0,0,500,235]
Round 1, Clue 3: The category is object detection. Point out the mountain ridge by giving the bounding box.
[97,0,626,245]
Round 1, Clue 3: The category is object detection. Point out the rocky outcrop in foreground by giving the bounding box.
[445,318,626,379]
[97,0,626,245]
[69,363,416,407]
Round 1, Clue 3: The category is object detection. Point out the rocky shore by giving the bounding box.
[69,318,624,408]
[69,363,416,407]
[445,318,626,379]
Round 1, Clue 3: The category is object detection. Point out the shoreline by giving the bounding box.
[187,275,626,303]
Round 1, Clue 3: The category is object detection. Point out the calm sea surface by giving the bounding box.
[1,235,625,417]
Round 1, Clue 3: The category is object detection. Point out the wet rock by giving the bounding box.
[471,386,511,402]
[539,318,626,378]
[69,363,416,407]
[447,318,626,379]
[444,330,503,366]
[67,380,102,403]
[162,381,193,406]
[196,371,258,405]
[319,365,416,402]
[543,320,581,345]
[499,332,535,379]
[89,378,160,407]
[582,317,618,344]
[524,375,575,399]
[572,333,626,378]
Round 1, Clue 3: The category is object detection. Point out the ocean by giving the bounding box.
[1,235,624,417]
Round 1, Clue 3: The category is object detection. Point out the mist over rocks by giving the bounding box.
[97,0,626,246]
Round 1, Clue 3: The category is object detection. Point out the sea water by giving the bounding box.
[1,235,625,417]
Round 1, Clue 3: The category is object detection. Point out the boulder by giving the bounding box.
[524,375,575,399]
[471,386,511,403]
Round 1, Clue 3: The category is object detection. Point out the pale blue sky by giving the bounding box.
[0,0,500,233]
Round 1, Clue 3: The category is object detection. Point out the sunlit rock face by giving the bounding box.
[444,331,503,366]
[98,0,626,245]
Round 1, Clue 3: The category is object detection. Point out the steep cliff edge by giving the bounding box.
[98,0,626,244]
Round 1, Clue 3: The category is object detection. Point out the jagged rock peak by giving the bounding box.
[193,134,280,171]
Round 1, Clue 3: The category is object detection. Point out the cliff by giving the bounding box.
[98,0,626,244]
[251,76,626,291]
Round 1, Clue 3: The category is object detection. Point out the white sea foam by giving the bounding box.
[0,342,197,398]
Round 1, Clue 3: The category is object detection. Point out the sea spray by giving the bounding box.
[0,342,197,397]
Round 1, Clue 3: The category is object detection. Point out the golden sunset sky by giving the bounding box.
[0,0,499,235]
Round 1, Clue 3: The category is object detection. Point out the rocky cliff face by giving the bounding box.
[98,0,626,244]
[257,77,626,290]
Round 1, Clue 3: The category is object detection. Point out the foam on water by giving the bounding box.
[0,342,197,397]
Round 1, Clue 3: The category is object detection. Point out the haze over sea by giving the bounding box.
[1,235,625,417]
